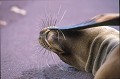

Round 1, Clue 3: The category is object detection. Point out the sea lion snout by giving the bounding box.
[39,28,65,54]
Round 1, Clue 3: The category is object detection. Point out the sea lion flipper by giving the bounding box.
[49,13,119,30]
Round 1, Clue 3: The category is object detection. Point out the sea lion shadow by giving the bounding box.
[15,65,94,79]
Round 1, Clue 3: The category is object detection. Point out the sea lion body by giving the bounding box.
[39,14,120,79]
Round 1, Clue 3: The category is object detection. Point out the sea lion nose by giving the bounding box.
[39,28,50,42]
[40,28,50,35]
[39,27,59,42]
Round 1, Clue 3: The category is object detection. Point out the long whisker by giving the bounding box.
[43,48,47,55]
[58,29,66,40]
[57,10,67,26]
[50,16,54,26]
[44,7,51,28]
[57,5,62,17]
[40,47,45,53]
[45,50,51,68]
[48,16,51,27]
[39,47,45,55]
[47,7,53,27]
[38,19,44,31]
[55,5,62,25]
[53,18,57,26]
[35,44,45,69]
[43,11,50,28]
[50,51,64,71]
[41,19,46,28]
[34,44,44,54]
[45,15,49,27]
[51,5,61,27]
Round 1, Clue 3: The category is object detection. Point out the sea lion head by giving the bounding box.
[39,26,90,70]
[38,13,119,71]
[39,27,65,54]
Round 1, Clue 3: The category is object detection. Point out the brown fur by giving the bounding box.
[39,14,120,79]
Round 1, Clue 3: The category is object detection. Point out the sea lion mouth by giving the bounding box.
[39,27,65,54]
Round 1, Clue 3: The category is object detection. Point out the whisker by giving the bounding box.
[34,44,43,53]
[45,15,49,27]
[49,14,55,27]
[46,8,53,27]
[57,10,67,26]
[41,7,47,28]
[44,7,51,28]
[43,48,47,55]
[53,18,57,26]
[36,46,45,55]
[54,5,62,26]
[50,51,64,71]
[58,29,66,40]
[42,5,63,28]
[37,19,44,31]
[50,14,57,27]
[45,50,51,68]
[43,14,48,28]
[49,5,61,27]
[34,44,45,69]
[48,16,51,27]
[57,5,62,17]
[49,11,56,27]
[41,19,46,28]
[40,47,45,52]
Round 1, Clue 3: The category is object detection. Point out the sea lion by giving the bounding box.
[39,13,120,79]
